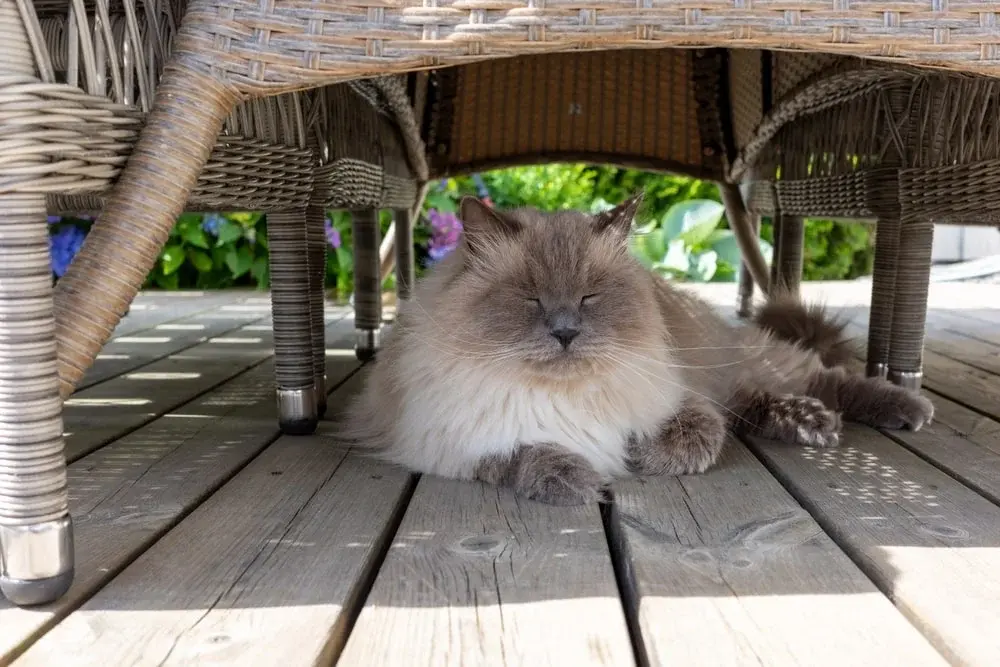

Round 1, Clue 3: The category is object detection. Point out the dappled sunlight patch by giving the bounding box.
[66,397,154,407]
[125,372,202,381]
[155,323,207,331]
[115,336,173,344]
[799,446,942,507]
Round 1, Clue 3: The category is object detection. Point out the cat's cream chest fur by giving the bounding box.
[379,334,686,479]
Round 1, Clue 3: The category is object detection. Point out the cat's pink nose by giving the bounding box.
[550,328,579,350]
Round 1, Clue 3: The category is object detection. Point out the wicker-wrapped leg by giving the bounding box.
[887,220,934,390]
[306,203,327,417]
[352,209,382,361]
[0,193,74,606]
[393,208,415,301]
[866,214,902,379]
[774,214,804,295]
[268,210,318,435]
[736,215,761,318]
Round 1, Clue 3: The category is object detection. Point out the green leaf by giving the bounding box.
[250,256,269,287]
[224,246,254,278]
[216,220,244,245]
[687,250,718,282]
[335,246,353,273]
[710,230,742,266]
[161,245,186,275]
[228,212,262,227]
[662,199,725,247]
[187,248,213,273]
[180,223,210,249]
[661,239,690,274]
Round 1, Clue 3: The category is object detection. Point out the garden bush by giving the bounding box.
[47,164,873,294]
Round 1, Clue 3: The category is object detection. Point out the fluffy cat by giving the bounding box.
[342,195,934,505]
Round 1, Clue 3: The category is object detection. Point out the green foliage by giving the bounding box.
[629,199,774,282]
[56,163,872,292]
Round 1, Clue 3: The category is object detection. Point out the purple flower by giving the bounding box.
[50,226,87,277]
[324,218,342,249]
[202,213,224,236]
[426,209,463,262]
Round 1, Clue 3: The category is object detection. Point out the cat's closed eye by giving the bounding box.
[526,297,542,307]
[581,294,600,306]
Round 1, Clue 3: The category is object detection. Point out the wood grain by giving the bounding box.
[609,439,944,666]
[748,424,1000,665]
[14,393,409,666]
[338,473,635,666]
[81,305,269,389]
[108,292,257,340]
[62,309,350,461]
[844,320,1000,422]
[0,318,358,664]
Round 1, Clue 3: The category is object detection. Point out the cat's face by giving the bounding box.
[439,196,664,374]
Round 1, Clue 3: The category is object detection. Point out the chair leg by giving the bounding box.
[0,193,74,606]
[393,208,415,301]
[774,214,804,295]
[268,209,318,435]
[306,203,327,418]
[351,209,383,361]
[866,214,901,379]
[887,219,934,390]
[736,215,761,318]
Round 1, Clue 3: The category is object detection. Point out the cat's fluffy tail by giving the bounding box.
[752,293,856,368]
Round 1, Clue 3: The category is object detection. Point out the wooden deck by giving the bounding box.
[3,284,1000,666]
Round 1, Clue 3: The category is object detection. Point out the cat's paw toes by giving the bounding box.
[642,432,726,476]
[872,390,935,431]
[517,449,605,506]
[778,396,842,447]
[525,469,603,506]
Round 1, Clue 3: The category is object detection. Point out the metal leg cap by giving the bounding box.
[277,388,318,436]
[888,369,923,391]
[355,347,377,362]
[279,416,319,436]
[866,361,889,379]
[1,569,74,607]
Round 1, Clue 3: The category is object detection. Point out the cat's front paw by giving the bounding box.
[510,445,604,506]
[865,386,935,431]
[784,396,842,448]
[632,400,727,475]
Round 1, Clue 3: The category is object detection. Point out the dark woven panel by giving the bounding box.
[427,50,714,179]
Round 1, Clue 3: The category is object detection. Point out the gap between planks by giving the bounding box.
[0,316,359,665]
[10,372,414,667]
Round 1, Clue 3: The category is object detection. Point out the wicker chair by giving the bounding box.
[4,0,1000,608]
[0,0,424,605]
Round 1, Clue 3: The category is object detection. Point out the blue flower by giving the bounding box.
[202,213,224,236]
[50,226,87,277]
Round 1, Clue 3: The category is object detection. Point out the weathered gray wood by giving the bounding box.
[63,310,349,461]
[845,320,1000,422]
[609,439,944,666]
[748,424,1000,665]
[81,306,269,389]
[0,348,361,664]
[14,388,409,666]
[879,393,1000,507]
[109,291,256,339]
[338,473,636,665]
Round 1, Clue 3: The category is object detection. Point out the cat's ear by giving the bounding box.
[593,192,644,239]
[459,196,521,254]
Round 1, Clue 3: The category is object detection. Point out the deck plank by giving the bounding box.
[0,342,361,664]
[747,424,1000,665]
[844,320,1000,422]
[108,292,255,340]
[63,308,350,461]
[338,471,635,665]
[13,380,411,667]
[81,304,269,390]
[608,439,944,666]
